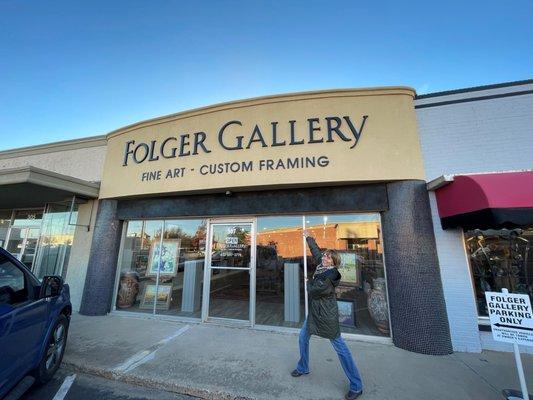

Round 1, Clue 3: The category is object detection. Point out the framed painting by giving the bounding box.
[337,251,361,286]
[147,239,181,277]
[139,283,172,310]
[337,299,356,327]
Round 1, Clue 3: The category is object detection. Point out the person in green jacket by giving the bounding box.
[291,230,364,400]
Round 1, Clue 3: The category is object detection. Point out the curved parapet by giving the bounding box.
[99,87,423,199]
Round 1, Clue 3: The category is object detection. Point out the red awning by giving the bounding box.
[431,171,533,229]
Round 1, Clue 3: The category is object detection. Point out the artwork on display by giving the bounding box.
[338,252,361,285]
[147,239,181,277]
[337,299,356,327]
[139,284,172,310]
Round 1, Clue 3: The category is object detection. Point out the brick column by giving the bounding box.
[79,199,123,316]
[382,180,453,355]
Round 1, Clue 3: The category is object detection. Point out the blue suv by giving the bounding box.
[0,247,71,399]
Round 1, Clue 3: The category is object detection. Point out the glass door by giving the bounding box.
[20,227,40,270]
[6,227,24,259]
[5,226,41,270]
[202,220,256,325]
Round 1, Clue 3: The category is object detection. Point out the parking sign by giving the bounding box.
[485,291,533,347]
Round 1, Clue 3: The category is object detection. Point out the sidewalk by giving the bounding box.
[63,314,533,400]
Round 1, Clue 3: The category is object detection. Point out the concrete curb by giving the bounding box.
[62,361,254,400]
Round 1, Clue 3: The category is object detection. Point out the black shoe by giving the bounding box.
[291,369,308,377]
[345,389,363,400]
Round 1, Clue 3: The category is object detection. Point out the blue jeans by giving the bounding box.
[296,318,363,392]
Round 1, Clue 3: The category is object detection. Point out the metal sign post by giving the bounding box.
[302,216,309,318]
[485,288,532,400]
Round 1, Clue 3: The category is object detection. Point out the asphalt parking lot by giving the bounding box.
[19,367,195,400]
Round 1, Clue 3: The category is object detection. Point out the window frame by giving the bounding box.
[463,228,533,326]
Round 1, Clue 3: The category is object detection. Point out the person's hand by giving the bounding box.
[302,229,310,238]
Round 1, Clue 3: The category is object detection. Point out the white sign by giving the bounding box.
[485,291,533,347]
[225,236,238,245]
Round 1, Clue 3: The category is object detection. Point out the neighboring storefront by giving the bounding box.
[0,137,107,310]
[416,79,533,354]
[0,166,99,279]
[3,80,530,356]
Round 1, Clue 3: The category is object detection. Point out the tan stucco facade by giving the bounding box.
[0,136,107,183]
[64,199,99,312]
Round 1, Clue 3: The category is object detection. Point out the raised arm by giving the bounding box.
[305,235,323,265]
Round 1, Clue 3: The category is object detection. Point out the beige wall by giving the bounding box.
[0,137,105,311]
[0,145,106,182]
[65,199,98,312]
[101,87,425,199]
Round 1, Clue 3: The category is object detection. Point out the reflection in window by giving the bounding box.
[0,210,12,249]
[116,220,161,314]
[256,216,304,328]
[115,214,389,337]
[157,219,207,316]
[34,203,78,279]
[115,219,207,317]
[305,214,388,336]
[208,223,252,321]
[256,214,389,336]
[4,208,44,271]
[0,254,27,305]
[12,209,43,227]
[465,228,533,316]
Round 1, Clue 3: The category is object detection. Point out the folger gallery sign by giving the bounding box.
[100,87,425,198]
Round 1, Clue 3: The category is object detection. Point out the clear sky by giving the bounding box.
[0,0,531,151]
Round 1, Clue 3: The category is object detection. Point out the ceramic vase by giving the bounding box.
[367,277,390,334]
[117,271,140,308]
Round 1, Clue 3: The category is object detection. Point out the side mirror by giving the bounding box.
[40,276,64,299]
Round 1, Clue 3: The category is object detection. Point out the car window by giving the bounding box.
[0,254,28,305]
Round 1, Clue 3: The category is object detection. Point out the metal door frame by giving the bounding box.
[5,226,39,262]
[201,218,257,327]
[4,208,44,270]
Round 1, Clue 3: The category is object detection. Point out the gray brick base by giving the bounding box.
[79,199,122,316]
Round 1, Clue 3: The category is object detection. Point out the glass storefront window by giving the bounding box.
[115,214,389,337]
[305,214,388,336]
[256,216,305,328]
[34,203,79,278]
[5,209,44,270]
[0,210,12,248]
[465,228,533,317]
[115,219,207,317]
[157,219,207,317]
[115,220,162,314]
[0,205,78,276]
[12,209,43,227]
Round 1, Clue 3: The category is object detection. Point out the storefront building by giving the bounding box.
[415,79,533,354]
[1,80,530,355]
[71,86,451,356]
[0,138,106,311]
